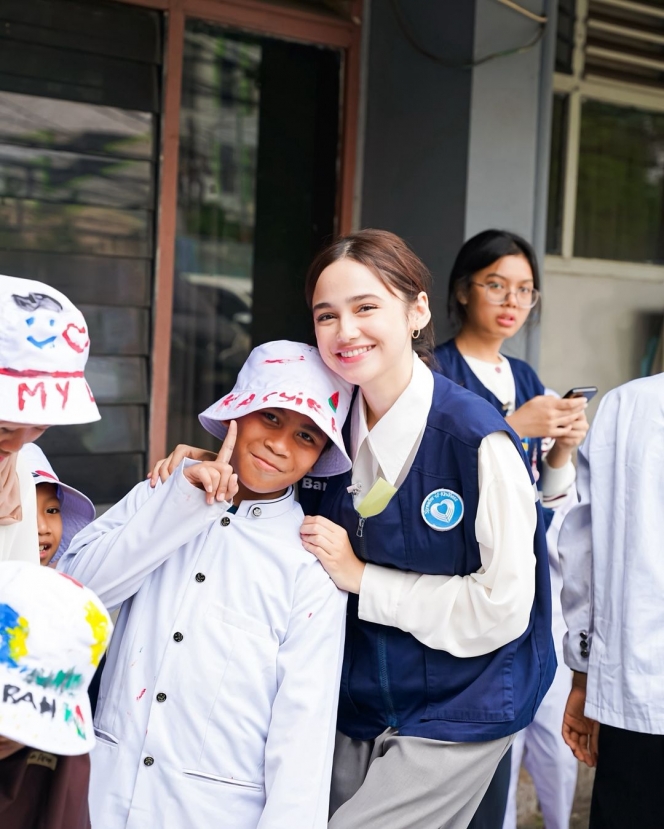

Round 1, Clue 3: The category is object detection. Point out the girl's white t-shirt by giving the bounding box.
[462,353,516,414]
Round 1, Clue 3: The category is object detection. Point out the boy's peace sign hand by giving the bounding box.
[182,421,239,505]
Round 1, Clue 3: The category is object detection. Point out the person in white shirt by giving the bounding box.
[559,373,664,829]
[60,341,352,829]
[0,276,99,565]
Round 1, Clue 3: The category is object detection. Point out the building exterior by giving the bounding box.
[0,0,661,506]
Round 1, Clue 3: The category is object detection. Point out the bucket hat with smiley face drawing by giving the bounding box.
[0,275,100,426]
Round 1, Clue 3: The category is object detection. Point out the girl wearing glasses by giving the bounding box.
[435,230,587,829]
[435,229,588,515]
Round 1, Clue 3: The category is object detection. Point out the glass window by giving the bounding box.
[546,93,568,255]
[168,20,340,451]
[574,100,664,263]
[0,0,161,505]
[170,26,261,449]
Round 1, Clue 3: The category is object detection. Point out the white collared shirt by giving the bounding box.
[354,356,538,658]
[60,465,345,829]
[351,354,434,496]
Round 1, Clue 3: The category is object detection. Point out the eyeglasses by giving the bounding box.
[470,281,540,309]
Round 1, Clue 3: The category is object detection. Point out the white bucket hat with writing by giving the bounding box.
[0,275,100,425]
[199,340,353,477]
[0,561,112,755]
[20,443,95,564]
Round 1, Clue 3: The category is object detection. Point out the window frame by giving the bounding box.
[114,0,362,466]
[551,0,664,266]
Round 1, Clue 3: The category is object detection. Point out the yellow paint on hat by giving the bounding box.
[85,600,109,667]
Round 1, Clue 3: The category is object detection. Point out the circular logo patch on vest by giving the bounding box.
[421,488,464,532]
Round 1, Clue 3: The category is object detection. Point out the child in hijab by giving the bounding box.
[0,275,99,564]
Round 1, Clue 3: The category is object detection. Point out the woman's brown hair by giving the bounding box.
[304,229,435,365]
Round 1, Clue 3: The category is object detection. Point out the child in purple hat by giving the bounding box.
[20,443,95,568]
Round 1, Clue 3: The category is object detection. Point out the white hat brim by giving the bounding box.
[0,665,96,755]
[0,374,100,426]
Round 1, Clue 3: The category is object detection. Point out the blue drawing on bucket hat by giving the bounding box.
[421,488,464,532]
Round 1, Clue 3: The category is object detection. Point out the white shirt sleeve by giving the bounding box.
[540,455,576,500]
[559,438,593,674]
[59,459,231,609]
[258,565,346,828]
[358,430,537,657]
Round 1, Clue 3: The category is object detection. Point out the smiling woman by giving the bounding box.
[296,229,557,829]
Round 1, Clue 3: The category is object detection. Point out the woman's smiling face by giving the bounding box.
[312,259,428,391]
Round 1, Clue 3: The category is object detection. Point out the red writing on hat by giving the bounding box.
[62,323,89,353]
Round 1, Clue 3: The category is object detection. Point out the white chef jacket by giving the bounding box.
[559,373,664,734]
[352,355,538,658]
[60,463,346,829]
[0,451,38,564]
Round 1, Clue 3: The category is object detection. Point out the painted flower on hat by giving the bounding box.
[0,603,29,668]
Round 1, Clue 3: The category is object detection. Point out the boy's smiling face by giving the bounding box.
[229,408,327,501]
[36,482,63,567]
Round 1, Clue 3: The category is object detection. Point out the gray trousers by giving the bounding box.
[329,728,514,829]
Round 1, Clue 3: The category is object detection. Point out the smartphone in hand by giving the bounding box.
[563,386,598,402]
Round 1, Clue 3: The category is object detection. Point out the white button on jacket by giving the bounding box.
[60,462,347,829]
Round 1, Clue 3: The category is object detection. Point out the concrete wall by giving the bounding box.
[360,0,552,352]
[467,0,552,361]
[540,263,664,413]
[360,0,475,338]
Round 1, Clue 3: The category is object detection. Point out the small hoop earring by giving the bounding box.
[412,329,421,340]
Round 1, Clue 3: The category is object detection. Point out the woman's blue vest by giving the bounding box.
[311,371,555,743]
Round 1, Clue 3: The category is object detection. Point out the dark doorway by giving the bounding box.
[168,20,341,450]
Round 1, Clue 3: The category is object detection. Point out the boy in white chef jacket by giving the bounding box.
[60,341,353,829]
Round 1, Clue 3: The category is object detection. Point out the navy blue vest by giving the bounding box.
[434,339,555,532]
[434,339,545,480]
[311,371,555,743]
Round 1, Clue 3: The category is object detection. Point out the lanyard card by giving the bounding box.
[356,477,398,519]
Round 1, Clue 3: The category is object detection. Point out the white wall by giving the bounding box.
[539,260,664,417]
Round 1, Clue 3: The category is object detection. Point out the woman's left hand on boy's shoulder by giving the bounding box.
[300,515,365,593]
